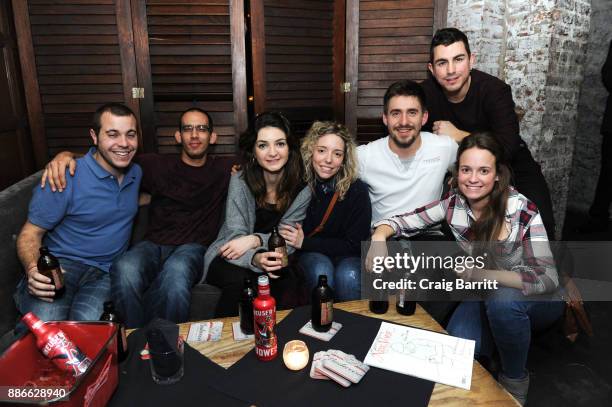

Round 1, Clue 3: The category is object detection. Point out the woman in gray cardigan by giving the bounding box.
[205,112,310,316]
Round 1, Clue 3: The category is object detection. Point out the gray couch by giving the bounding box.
[0,171,220,339]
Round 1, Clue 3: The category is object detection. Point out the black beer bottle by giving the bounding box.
[268,226,288,267]
[396,291,416,316]
[369,299,389,314]
[311,275,334,332]
[100,301,128,362]
[239,277,255,335]
[37,246,65,298]
[368,271,388,314]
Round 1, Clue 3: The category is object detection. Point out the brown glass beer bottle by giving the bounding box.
[37,246,65,298]
[268,226,288,267]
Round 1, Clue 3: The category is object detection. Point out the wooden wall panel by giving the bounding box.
[347,0,437,143]
[253,0,337,136]
[1,0,35,189]
[144,0,243,155]
[25,0,137,157]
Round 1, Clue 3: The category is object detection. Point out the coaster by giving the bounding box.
[187,321,223,342]
[299,321,342,341]
[232,322,254,341]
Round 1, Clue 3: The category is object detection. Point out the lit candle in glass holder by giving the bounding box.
[282,340,309,371]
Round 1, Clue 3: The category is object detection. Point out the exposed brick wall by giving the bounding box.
[447,0,592,236]
[447,0,505,77]
[568,1,612,214]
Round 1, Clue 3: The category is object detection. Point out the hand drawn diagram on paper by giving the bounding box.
[364,322,475,390]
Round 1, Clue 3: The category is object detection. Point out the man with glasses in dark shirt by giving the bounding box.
[42,108,234,328]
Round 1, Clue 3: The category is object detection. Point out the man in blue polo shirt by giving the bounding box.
[14,103,142,324]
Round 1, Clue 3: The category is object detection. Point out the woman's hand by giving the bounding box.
[252,252,283,278]
[219,235,260,260]
[365,236,389,273]
[453,265,474,282]
[41,151,77,192]
[278,223,304,249]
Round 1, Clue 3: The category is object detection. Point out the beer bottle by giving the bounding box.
[22,312,92,377]
[37,246,65,298]
[396,292,416,316]
[311,275,334,332]
[253,275,277,361]
[369,271,388,314]
[268,226,288,267]
[369,299,389,314]
[239,277,255,335]
[100,301,128,362]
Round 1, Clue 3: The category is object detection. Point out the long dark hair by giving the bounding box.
[451,132,511,242]
[239,112,303,212]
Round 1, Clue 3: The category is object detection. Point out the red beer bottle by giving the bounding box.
[253,275,277,361]
[21,312,92,377]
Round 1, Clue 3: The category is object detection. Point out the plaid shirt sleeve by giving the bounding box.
[511,202,560,295]
[372,193,452,238]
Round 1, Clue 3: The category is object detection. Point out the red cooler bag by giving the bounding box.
[0,321,118,406]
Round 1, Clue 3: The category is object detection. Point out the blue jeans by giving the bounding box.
[111,241,205,328]
[14,258,110,334]
[446,287,564,379]
[299,252,361,301]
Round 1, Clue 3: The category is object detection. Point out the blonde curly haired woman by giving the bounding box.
[279,121,371,301]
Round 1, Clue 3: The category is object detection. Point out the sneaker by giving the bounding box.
[498,371,529,406]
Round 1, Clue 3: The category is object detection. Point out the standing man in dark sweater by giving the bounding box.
[42,108,234,328]
[421,28,556,239]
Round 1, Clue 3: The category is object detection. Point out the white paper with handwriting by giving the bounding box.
[364,322,475,390]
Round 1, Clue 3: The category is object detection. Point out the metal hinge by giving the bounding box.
[132,87,145,99]
[341,82,351,93]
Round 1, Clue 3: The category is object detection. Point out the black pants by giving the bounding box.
[511,146,556,239]
[206,256,303,317]
[590,134,612,219]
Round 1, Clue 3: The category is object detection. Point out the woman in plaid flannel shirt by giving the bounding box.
[369,132,564,405]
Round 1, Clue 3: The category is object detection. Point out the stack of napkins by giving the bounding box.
[187,321,223,342]
[310,349,369,387]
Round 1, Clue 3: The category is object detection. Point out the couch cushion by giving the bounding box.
[0,171,43,336]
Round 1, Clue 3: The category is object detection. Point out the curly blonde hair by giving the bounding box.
[301,121,359,200]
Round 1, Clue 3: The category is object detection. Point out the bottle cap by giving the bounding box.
[258,275,269,286]
[103,301,114,312]
[39,246,49,254]
[318,275,327,285]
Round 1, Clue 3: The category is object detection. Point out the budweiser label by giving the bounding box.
[254,308,277,359]
[321,301,333,325]
[43,331,91,376]
[258,285,270,297]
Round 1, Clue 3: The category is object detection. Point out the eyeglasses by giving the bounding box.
[181,124,211,134]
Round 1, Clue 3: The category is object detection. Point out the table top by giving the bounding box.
[179,300,518,407]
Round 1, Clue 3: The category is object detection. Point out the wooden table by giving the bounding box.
[179,300,519,407]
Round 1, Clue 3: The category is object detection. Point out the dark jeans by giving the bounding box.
[298,252,361,301]
[14,258,110,333]
[590,134,612,219]
[447,287,564,379]
[111,241,206,328]
[206,256,302,317]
